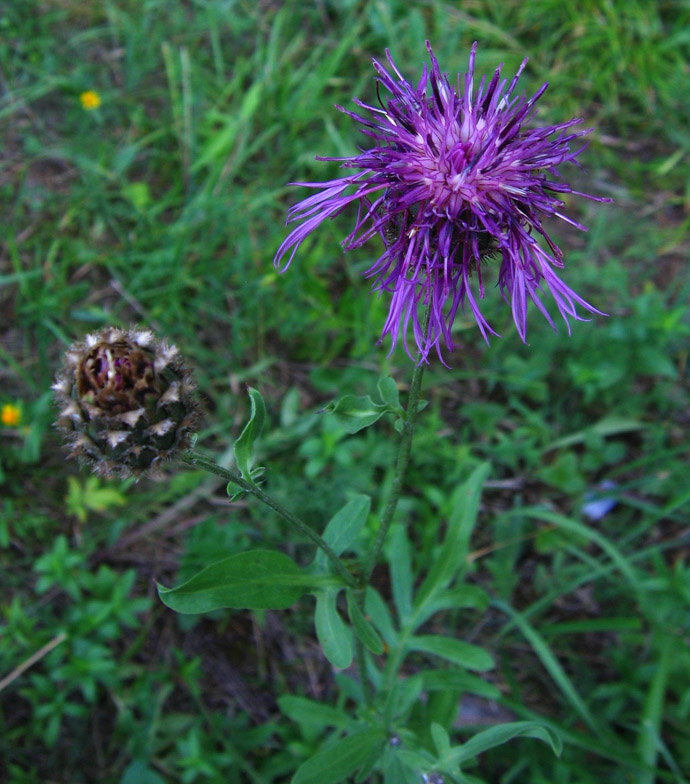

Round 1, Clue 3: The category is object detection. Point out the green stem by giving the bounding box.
[353,595,372,706]
[361,358,426,585]
[355,304,431,708]
[179,452,357,588]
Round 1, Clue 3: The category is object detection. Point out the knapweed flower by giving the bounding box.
[80,90,102,110]
[274,42,610,361]
[53,327,200,479]
[1,403,21,427]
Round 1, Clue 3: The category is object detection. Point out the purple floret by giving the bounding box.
[275,42,610,362]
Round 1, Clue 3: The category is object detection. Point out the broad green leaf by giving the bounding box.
[410,635,493,672]
[413,463,491,620]
[325,394,386,434]
[314,495,371,571]
[157,550,309,613]
[421,669,501,700]
[431,723,451,756]
[387,524,413,624]
[384,675,424,722]
[234,387,266,482]
[414,585,490,628]
[383,754,422,784]
[292,730,382,784]
[396,749,436,770]
[444,721,562,766]
[315,588,353,668]
[120,761,166,784]
[377,376,401,410]
[278,696,353,730]
[355,739,387,783]
[364,586,398,647]
[346,590,384,655]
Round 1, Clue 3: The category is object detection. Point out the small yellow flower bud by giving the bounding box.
[80,90,102,110]
[1,403,21,427]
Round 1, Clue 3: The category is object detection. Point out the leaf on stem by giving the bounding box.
[387,524,414,625]
[278,695,354,731]
[409,635,494,672]
[325,394,387,434]
[314,495,371,572]
[442,721,562,766]
[157,550,311,613]
[291,729,384,784]
[413,463,491,620]
[315,587,353,668]
[325,377,404,434]
[233,386,266,484]
[364,586,398,647]
[346,589,384,655]
[377,376,402,411]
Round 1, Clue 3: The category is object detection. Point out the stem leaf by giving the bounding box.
[413,463,491,621]
[291,729,383,784]
[315,588,353,668]
[364,586,399,647]
[314,495,371,571]
[443,721,562,766]
[278,696,353,731]
[346,589,384,655]
[387,524,413,624]
[233,386,266,483]
[324,394,386,433]
[409,634,494,672]
[157,549,309,613]
[377,376,402,411]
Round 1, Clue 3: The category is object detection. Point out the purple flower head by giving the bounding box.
[274,42,611,362]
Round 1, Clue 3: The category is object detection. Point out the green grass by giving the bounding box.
[1,0,690,781]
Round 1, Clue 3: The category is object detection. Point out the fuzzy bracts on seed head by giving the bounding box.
[53,327,199,479]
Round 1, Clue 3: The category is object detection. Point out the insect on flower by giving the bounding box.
[274,42,611,362]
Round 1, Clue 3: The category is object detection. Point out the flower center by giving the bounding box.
[78,340,156,414]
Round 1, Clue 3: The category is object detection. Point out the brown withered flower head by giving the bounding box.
[53,327,200,479]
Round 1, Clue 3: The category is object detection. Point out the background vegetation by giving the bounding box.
[1,0,689,781]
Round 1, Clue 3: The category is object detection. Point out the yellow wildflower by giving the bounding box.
[80,90,102,110]
[1,403,21,427]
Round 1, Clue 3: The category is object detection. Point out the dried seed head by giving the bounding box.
[53,327,200,479]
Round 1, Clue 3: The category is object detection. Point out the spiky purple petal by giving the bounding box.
[274,41,610,360]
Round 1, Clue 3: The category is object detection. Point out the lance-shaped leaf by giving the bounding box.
[377,376,402,411]
[314,495,370,572]
[315,587,353,668]
[157,550,312,613]
[234,387,266,482]
[442,721,562,766]
[292,729,385,784]
[409,635,494,672]
[413,463,491,621]
[346,589,384,655]
[325,394,387,434]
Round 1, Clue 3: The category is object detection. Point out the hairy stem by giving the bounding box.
[180,452,357,588]
[361,358,426,585]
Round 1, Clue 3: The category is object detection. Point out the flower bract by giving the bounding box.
[53,327,199,479]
